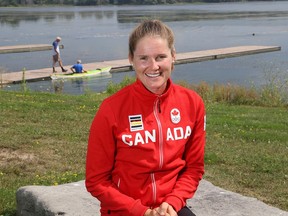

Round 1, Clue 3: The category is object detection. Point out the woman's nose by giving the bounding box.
[150,58,160,70]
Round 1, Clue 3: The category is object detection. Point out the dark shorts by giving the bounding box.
[178,206,196,216]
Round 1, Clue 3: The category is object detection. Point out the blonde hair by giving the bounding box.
[129,20,175,58]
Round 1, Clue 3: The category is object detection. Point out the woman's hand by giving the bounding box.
[156,202,177,216]
[166,205,177,216]
[144,209,170,216]
[144,202,177,216]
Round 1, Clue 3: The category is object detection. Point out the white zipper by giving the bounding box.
[151,173,157,204]
[117,178,121,188]
[154,98,164,169]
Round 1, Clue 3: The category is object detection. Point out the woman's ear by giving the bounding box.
[128,54,134,71]
[171,49,176,70]
[171,48,176,62]
[128,54,133,64]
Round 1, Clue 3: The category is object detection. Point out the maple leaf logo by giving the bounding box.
[170,108,180,124]
[172,110,179,116]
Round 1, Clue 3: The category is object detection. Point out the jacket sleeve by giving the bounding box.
[85,101,148,216]
[164,96,206,211]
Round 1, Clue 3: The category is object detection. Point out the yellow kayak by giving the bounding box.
[50,66,112,80]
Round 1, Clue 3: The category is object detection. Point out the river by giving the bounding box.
[0,1,288,94]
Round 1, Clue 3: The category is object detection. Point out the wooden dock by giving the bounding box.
[0,45,281,85]
[0,44,64,54]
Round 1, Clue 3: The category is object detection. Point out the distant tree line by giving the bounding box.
[0,0,277,7]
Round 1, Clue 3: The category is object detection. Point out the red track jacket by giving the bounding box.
[86,78,206,216]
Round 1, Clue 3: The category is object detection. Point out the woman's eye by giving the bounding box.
[157,55,166,61]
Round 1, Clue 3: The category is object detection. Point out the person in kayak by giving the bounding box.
[70,60,87,73]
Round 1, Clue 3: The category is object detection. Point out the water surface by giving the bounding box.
[1,2,288,94]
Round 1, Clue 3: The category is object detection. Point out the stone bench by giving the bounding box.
[16,179,288,216]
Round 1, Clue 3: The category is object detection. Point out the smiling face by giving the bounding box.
[129,35,175,95]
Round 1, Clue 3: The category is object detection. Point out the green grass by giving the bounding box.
[205,103,288,208]
[0,91,109,215]
[0,79,287,215]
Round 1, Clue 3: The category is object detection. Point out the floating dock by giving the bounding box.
[0,45,281,85]
[0,44,64,54]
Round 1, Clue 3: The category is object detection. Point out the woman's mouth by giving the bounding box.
[145,72,161,78]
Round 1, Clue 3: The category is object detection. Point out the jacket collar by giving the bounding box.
[133,78,173,101]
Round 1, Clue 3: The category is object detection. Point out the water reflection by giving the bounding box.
[0,10,115,27]
[70,78,86,94]
[52,78,89,94]
[117,10,288,23]
[0,11,74,27]
[78,10,114,19]
[50,75,113,95]
[3,7,288,27]
[3,75,114,95]
[52,79,65,94]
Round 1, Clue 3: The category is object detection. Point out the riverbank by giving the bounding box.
[0,80,287,215]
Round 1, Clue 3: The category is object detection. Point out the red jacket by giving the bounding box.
[86,79,206,216]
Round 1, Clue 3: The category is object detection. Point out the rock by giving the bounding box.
[16,179,288,216]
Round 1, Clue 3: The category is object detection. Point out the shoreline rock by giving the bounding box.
[16,179,288,216]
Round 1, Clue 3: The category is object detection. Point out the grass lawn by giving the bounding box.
[0,89,287,215]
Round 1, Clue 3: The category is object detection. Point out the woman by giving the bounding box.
[86,19,206,216]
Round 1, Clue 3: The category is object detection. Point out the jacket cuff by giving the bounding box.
[164,195,184,212]
[130,199,149,216]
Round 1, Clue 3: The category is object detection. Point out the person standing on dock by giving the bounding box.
[70,60,87,73]
[86,20,206,216]
[52,36,67,73]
